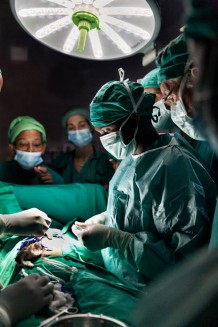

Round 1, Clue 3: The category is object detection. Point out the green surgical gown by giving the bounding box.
[0,160,64,185]
[51,149,114,185]
[102,134,217,288]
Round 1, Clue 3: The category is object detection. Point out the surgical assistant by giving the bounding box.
[156,33,216,172]
[0,116,64,185]
[52,107,114,188]
[72,77,216,289]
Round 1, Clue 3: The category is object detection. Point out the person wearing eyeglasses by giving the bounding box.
[156,33,218,185]
[71,73,216,289]
[0,115,64,185]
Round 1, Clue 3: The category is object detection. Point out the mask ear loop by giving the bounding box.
[118,67,145,114]
[118,67,126,83]
[118,68,145,145]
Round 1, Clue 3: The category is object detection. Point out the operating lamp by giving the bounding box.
[10,0,161,60]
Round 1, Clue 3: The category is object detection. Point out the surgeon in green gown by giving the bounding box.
[156,33,217,175]
[72,74,217,289]
[52,107,114,189]
[141,66,218,186]
[0,116,64,185]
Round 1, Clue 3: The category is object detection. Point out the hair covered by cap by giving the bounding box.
[8,116,46,143]
[140,68,160,89]
[156,33,189,83]
[90,80,155,127]
[62,107,90,130]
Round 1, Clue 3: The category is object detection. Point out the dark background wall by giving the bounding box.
[0,0,186,161]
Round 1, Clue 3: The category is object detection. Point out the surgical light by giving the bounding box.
[10,0,161,60]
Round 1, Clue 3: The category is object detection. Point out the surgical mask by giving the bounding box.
[100,120,137,160]
[171,97,206,141]
[100,68,145,160]
[14,150,43,170]
[152,100,175,130]
[68,129,93,147]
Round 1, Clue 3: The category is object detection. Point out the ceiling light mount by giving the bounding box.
[72,10,100,52]
[10,0,161,61]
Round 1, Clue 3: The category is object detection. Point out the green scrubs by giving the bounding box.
[0,160,64,185]
[102,134,216,288]
[52,149,114,185]
[176,131,218,188]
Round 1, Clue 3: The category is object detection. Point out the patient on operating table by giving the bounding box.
[15,227,103,268]
[15,235,63,267]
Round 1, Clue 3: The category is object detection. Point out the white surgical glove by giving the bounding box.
[84,211,107,225]
[0,208,51,236]
[72,222,133,252]
[49,283,74,313]
[0,274,54,326]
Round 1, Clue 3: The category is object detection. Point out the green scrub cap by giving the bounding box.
[156,34,189,83]
[8,116,46,143]
[62,107,90,130]
[90,80,155,127]
[185,0,218,40]
[140,68,160,89]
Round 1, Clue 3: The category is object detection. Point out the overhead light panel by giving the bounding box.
[10,0,161,60]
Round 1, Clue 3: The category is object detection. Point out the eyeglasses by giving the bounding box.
[179,62,194,96]
[162,85,177,106]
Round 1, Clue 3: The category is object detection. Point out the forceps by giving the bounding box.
[39,306,79,327]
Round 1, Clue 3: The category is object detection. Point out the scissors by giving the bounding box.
[39,306,79,327]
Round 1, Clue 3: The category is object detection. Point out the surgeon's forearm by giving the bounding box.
[0,305,11,327]
[107,228,133,252]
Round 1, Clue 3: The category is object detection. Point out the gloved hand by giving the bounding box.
[84,211,107,225]
[0,274,54,326]
[0,208,51,236]
[72,222,133,252]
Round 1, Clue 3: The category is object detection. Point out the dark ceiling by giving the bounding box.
[0,0,186,160]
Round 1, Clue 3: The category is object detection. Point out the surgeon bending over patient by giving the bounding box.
[72,71,216,289]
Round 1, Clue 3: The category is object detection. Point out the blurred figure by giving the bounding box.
[72,74,216,289]
[0,116,64,185]
[133,2,218,326]
[52,107,114,189]
[185,0,218,156]
[134,245,218,327]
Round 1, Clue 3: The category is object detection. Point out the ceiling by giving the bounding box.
[0,0,186,160]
